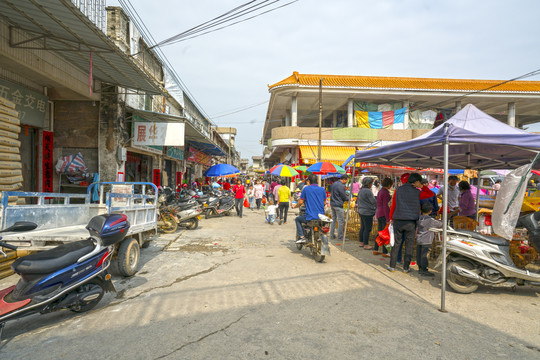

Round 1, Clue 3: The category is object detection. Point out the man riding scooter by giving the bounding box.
[293,174,326,244]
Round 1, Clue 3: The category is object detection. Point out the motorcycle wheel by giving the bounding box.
[312,233,325,262]
[186,218,199,230]
[160,214,178,233]
[446,259,479,294]
[69,282,104,313]
[295,234,303,250]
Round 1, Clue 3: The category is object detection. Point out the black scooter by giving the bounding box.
[0,213,129,339]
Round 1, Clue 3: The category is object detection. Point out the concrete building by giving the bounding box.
[262,71,540,167]
[0,0,233,194]
[216,127,242,168]
[239,159,249,173]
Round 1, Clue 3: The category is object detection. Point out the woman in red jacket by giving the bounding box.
[232,179,246,218]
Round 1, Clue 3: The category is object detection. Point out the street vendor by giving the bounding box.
[437,175,460,217]
[457,180,476,219]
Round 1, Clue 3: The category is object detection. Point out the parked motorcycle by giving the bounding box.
[170,201,202,230]
[296,207,332,262]
[203,190,235,219]
[157,194,201,231]
[436,211,540,294]
[157,203,178,234]
[0,213,129,339]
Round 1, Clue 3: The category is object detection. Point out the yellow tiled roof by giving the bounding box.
[268,71,540,93]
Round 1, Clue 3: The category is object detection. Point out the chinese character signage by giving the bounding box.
[166,147,184,160]
[176,172,182,188]
[133,122,184,146]
[153,169,161,187]
[187,147,212,166]
[42,131,53,192]
[0,79,48,128]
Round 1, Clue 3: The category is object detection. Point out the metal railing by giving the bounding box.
[71,0,107,33]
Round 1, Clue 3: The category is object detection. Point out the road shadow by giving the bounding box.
[2,267,539,358]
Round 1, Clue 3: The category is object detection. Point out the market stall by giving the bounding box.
[353,104,540,311]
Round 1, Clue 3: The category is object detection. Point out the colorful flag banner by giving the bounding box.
[355,107,406,129]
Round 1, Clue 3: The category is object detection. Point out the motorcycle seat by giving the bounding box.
[177,203,195,210]
[457,230,510,246]
[11,239,95,274]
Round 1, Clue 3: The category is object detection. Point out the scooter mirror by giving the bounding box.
[1,221,38,233]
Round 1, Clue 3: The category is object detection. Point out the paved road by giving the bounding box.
[1,208,539,359]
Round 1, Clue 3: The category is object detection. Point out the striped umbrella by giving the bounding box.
[294,165,308,172]
[306,161,346,175]
[269,165,299,177]
[269,163,283,173]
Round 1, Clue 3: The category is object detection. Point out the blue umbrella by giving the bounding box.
[204,163,241,177]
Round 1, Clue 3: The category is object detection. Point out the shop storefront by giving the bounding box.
[0,79,49,193]
[163,147,184,188]
[185,146,212,184]
[125,150,154,183]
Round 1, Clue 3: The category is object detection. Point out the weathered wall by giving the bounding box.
[54,101,99,148]
[53,101,99,189]
[98,85,125,182]
[0,19,99,100]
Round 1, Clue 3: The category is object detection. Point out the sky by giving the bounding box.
[110,0,540,162]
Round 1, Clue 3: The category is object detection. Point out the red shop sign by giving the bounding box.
[153,169,161,187]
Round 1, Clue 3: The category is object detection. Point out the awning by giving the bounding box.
[187,140,226,157]
[299,146,355,165]
[0,0,159,93]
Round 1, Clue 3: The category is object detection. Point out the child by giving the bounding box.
[265,199,277,225]
[416,202,442,277]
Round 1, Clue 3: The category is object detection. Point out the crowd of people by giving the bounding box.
[351,172,477,276]
[185,170,480,276]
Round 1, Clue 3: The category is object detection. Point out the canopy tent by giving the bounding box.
[351,104,540,312]
[354,104,540,169]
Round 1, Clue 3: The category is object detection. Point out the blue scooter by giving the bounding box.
[0,213,130,339]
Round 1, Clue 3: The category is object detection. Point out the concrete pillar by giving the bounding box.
[397,100,409,130]
[507,102,516,127]
[333,111,337,127]
[98,85,123,182]
[291,96,297,126]
[285,111,291,126]
[347,99,353,127]
[455,101,462,112]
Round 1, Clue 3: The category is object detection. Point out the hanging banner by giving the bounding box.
[187,147,212,166]
[176,171,182,189]
[355,107,406,129]
[133,122,184,146]
[42,131,53,192]
[153,169,161,187]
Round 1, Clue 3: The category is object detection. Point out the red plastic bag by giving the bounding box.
[378,224,390,241]
[262,197,267,205]
[377,225,390,246]
[244,199,250,208]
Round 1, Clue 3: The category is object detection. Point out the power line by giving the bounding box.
[121,0,213,122]
[154,0,276,48]
[128,0,299,55]
[159,0,299,47]
[210,100,269,119]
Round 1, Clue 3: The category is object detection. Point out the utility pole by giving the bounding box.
[318,78,323,186]
[318,78,323,162]
[228,127,232,165]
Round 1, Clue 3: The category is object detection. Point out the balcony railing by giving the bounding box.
[71,0,107,33]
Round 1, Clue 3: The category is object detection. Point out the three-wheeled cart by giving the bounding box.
[0,182,158,277]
